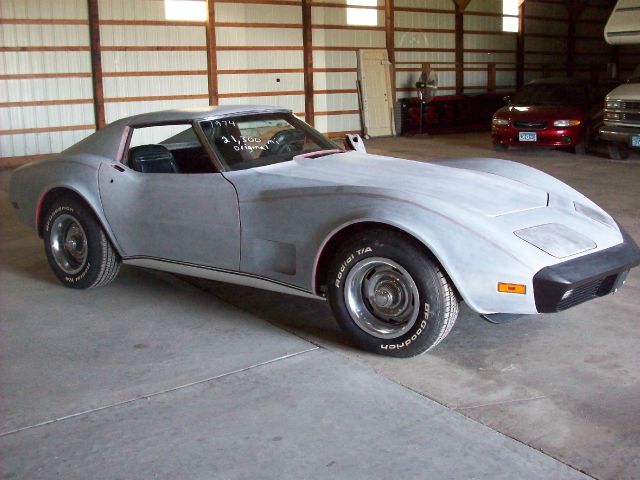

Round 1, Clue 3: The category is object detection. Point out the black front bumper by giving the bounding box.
[533,228,640,313]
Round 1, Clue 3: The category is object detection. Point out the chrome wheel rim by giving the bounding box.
[344,257,420,339]
[50,214,88,275]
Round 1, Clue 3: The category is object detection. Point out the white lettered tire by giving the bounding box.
[43,196,120,289]
[327,230,459,357]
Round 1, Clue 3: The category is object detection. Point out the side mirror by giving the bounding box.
[503,95,512,104]
[344,134,367,154]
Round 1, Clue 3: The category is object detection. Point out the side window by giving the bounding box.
[126,124,217,174]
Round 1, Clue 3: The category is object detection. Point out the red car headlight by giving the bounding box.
[552,119,581,127]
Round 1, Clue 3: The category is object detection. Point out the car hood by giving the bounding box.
[495,105,585,120]
[240,152,549,216]
[606,82,640,101]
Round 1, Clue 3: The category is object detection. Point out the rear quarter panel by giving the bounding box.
[9,156,118,250]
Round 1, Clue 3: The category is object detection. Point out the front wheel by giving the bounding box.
[327,230,459,357]
[607,142,630,160]
[43,196,121,289]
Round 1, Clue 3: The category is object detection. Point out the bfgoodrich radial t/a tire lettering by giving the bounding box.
[327,229,459,357]
[43,196,120,289]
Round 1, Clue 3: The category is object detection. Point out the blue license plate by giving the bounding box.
[631,135,640,147]
[519,132,537,142]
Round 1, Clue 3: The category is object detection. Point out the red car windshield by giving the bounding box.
[512,84,587,106]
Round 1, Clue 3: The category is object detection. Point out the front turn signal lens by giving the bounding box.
[553,119,581,127]
[498,282,527,294]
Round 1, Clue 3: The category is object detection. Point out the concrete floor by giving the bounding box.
[1,133,638,479]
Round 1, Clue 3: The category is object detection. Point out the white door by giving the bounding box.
[358,49,395,137]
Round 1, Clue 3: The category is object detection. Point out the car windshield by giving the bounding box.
[628,64,640,83]
[199,113,339,171]
[511,84,587,106]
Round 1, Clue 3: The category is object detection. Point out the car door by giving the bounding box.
[97,123,240,271]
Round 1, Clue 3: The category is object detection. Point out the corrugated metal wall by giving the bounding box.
[3,0,637,161]
[394,0,456,97]
[215,0,306,120]
[464,0,516,93]
[0,0,95,159]
[99,0,209,122]
[523,0,569,83]
[312,0,385,134]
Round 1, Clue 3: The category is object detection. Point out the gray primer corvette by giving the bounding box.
[9,105,640,320]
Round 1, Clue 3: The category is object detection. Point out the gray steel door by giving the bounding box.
[98,163,240,270]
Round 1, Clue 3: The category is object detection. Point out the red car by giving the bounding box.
[491,78,605,154]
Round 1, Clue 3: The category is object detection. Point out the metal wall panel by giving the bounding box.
[525,18,567,35]
[1,51,91,75]
[216,3,301,24]
[0,78,94,102]
[311,1,383,132]
[313,71,357,91]
[218,94,305,115]
[104,98,207,124]
[98,0,209,126]
[103,75,209,98]
[218,73,304,95]
[0,24,90,47]
[101,51,208,72]
[100,0,189,21]
[312,51,357,70]
[525,36,566,53]
[100,25,206,47]
[0,105,94,133]
[0,0,94,159]
[217,50,304,70]
[465,0,502,13]
[395,32,455,50]
[395,0,452,9]
[525,1,567,19]
[464,33,516,51]
[314,113,361,135]
[216,26,302,47]
[0,0,88,20]
[0,129,95,157]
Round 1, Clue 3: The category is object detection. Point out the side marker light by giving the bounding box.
[497,282,526,294]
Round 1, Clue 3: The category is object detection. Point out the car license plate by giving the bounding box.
[519,132,537,142]
[631,135,640,147]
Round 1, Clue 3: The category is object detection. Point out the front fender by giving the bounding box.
[314,200,541,315]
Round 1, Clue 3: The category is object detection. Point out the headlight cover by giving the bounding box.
[606,100,622,109]
[492,117,509,126]
[574,202,617,229]
[514,223,596,258]
[553,119,581,127]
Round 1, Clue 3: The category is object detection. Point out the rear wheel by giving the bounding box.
[327,230,459,357]
[607,142,630,160]
[43,196,120,289]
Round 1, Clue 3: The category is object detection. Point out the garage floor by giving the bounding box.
[1,133,638,479]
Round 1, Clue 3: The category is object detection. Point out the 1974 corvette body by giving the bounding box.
[9,106,640,356]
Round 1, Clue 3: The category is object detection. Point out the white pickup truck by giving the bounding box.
[600,0,640,159]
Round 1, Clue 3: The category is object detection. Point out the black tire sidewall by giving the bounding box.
[43,199,105,289]
[327,232,449,356]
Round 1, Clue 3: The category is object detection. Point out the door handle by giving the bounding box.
[112,164,125,172]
